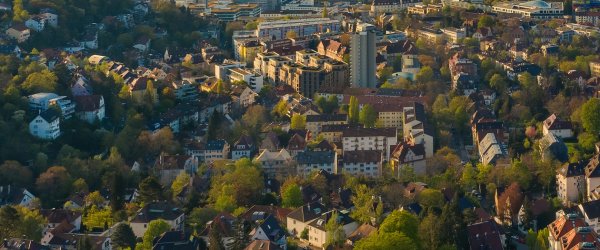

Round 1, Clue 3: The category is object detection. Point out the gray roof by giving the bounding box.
[295,151,335,165]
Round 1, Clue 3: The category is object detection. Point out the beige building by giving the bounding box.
[267,56,293,83]
[130,202,184,237]
[254,149,294,178]
[590,60,600,78]
[5,24,30,43]
[305,114,348,134]
[306,210,358,249]
[557,162,586,205]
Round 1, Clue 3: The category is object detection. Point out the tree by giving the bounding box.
[12,0,29,22]
[85,191,105,207]
[281,183,303,208]
[355,232,417,250]
[581,98,600,135]
[137,176,164,204]
[36,166,72,207]
[478,15,495,28]
[230,218,249,250]
[290,114,306,130]
[418,189,445,209]
[141,219,171,250]
[416,66,434,83]
[348,96,359,124]
[188,207,219,231]
[350,184,375,224]
[112,223,136,249]
[0,206,46,241]
[0,161,32,187]
[209,228,226,250]
[21,70,58,93]
[207,110,221,140]
[325,211,346,248]
[209,159,264,210]
[489,74,508,93]
[0,206,19,240]
[419,212,442,250]
[272,99,288,118]
[72,178,89,193]
[460,163,477,191]
[359,104,378,128]
[171,172,191,196]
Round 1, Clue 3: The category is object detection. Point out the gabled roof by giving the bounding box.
[346,224,376,244]
[245,240,281,250]
[308,210,355,231]
[392,143,425,163]
[130,201,183,223]
[558,161,587,177]
[544,114,573,130]
[585,154,600,178]
[467,220,504,250]
[40,209,81,224]
[73,95,103,112]
[234,135,255,149]
[37,109,60,123]
[252,215,285,242]
[305,114,347,123]
[287,202,326,222]
[580,199,600,220]
[201,212,236,237]
[0,238,49,250]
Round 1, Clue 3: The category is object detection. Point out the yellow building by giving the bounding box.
[590,60,600,78]
[239,40,263,66]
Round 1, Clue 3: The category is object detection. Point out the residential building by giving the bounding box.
[467,220,505,250]
[255,149,294,178]
[130,201,185,237]
[405,26,443,45]
[317,40,346,62]
[350,23,377,88]
[340,150,383,177]
[5,24,30,43]
[232,135,257,160]
[547,213,593,250]
[267,56,293,83]
[286,202,326,237]
[579,200,600,234]
[73,95,105,124]
[492,0,564,19]
[402,103,434,158]
[345,224,377,246]
[585,154,600,200]
[342,127,397,160]
[0,185,36,207]
[575,7,600,26]
[231,85,258,108]
[185,139,230,163]
[1,239,48,250]
[129,77,158,104]
[306,210,358,249]
[478,133,508,166]
[152,231,202,249]
[557,161,587,205]
[39,209,82,240]
[441,27,467,43]
[249,215,287,249]
[199,212,236,247]
[245,240,282,250]
[257,18,341,40]
[305,114,348,134]
[154,155,199,186]
[238,40,263,66]
[371,0,420,13]
[296,151,337,176]
[28,93,76,119]
[495,183,524,226]
[543,114,574,138]
[171,80,199,101]
[209,3,261,21]
[29,109,61,140]
[229,67,264,91]
[590,60,600,78]
[254,52,280,76]
[391,143,427,176]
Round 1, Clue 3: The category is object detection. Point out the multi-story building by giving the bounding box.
[229,67,264,91]
[6,24,30,43]
[492,0,564,19]
[73,95,105,124]
[255,149,294,178]
[215,60,244,81]
[305,114,348,134]
[585,154,600,200]
[575,7,600,26]
[371,0,420,13]
[28,93,76,119]
[342,127,397,160]
[254,52,280,75]
[405,26,443,45]
[267,56,293,83]
[171,80,199,101]
[590,60,600,78]
[350,23,377,88]
[257,18,341,40]
[391,143,426,176]
[279,60,349,98]
[295,151,337,176]
[238,40,263,66]
[184,139,230,163]
[130,202,185,237]
[306,210,358,248]
[441,27,467,43]
[402,102,434,158]
[340,150,383,177]
[557,161,587,205]
[29,109,61,140]
[209,3,261,21]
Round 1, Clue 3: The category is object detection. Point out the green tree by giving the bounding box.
[230,218,249,250]
[272,99,288,117]
[83,206,113,230]
[350,184,375,224]
[478,15,495,28]
[140,219,171,250]
[489,73,507,93]
[581,98,600,135]
[171,172,190,196]
[0,161,32,187]
[416,66,434,83]
[419,212,442,250]
[112,223,137,249]
[0,206,21,240]
[418,189,445,209]
[281,183,303,208]
[348,96,359,124]
[359,104,378,128]
[379,210,419,242]
[207,110,221,140]
[325,211,346,248]
[188,207,219,230]
[290,114,306,130]
[12,0,29,22]
[21,70,58,93]
[137,176,164,204]
[460,163,477,191]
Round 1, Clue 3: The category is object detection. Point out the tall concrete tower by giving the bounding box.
[350,23,377,88]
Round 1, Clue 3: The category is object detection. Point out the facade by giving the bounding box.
[585,154,600,200]
[340,150,383,177]
[154,155,199,186]
[492,0,564,19]
[557,161,586,205]
[6,24,30,43]
[255,149,294,178]
[130,202,185,237]
[295,151,337,176]
[391,143,427,176]
[543,114,573,138]
[286,202,326,237]
[305,114,348,134]
[171,80,199,101]
[257,18,341,40]
[350,23,377,88]
[185,139,230,163]
[238,40,263,66]
[209,3,261,21]
[28,93,76,119]
[341,127,397,160]
[229,67,264,91]
[232,135,256,160]
[590,60,600,78]
[371,0,420,13]
[579,200,600,234]
[73,95,105,124]
[29,109,61,140]
[306,210,358,248]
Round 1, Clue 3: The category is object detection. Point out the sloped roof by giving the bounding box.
[130,201,183,223]
[287,202,326,222]
[467,220,504,250]
[74,95,103,112]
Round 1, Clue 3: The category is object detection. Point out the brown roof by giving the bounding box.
[346,223,376,243]
[239,205,292,224]
[467,220,504,250]
[549,213,588,241]
[391,143,425,163]
[560,227,600,250]
[40,209,81,224]
[155,155,194,170]
[544,114,573,131]
[74,95,103,112]
[201,212,236,237]
[245,240,281,250]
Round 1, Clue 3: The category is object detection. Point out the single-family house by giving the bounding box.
[73,95,105,124]
[130,201,185,237]
[29,109,61,140]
